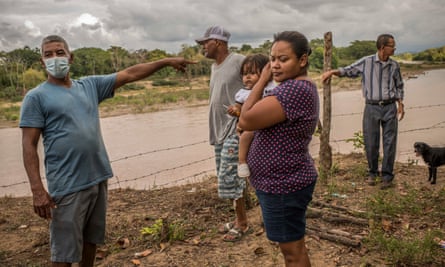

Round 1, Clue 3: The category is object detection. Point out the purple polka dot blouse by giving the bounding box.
[247,79,319,194]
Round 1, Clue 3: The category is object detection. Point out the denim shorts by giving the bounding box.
[50,181,108,263]
[256,182,315,243]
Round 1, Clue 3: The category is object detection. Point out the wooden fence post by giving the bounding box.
[319,32,333,180]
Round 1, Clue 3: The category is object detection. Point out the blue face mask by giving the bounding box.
[44,57,70,78]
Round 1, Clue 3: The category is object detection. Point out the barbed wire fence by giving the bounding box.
[1,103,445,192]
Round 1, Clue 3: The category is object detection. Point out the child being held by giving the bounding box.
[226,54,276,177]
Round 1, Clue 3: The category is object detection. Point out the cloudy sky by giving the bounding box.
[1,0,444,54]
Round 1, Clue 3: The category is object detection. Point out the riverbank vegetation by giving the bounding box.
[0,39,444,126]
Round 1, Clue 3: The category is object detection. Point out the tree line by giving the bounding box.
[0,39,444,101]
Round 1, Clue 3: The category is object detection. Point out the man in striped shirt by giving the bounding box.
[321,34,405,189]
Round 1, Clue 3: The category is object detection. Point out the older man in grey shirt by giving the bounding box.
[196,26,250,242]
[322,34,405,189]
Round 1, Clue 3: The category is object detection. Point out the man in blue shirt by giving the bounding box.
[321,34,405,190]
[20,35,194,266]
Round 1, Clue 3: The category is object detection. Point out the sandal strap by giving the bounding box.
[228,228,242,236]
[218,222,235,233]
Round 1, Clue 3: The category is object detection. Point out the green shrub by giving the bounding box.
[0,105,20,122]
[0,86,22,100]
[346,131,365,152]
[141,218,185,244]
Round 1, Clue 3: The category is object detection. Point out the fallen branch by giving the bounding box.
[307,225,362,247]
[311,200,366,216]
[307,207,368,226]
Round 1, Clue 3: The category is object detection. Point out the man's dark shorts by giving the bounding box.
[50,181,107,263]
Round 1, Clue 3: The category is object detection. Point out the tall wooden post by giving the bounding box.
[319,32,333,179]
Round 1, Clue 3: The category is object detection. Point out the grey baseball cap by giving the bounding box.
[195,26,231,44]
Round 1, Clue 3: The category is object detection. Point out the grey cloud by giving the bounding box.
[0,20,41,50]
[1,0,444,53]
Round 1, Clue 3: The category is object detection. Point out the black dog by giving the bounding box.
[414,142,445,184]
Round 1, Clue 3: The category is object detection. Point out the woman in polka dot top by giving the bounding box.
[238,30,319,267]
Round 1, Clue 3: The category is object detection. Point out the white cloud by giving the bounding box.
[71,13,99,27]
[24,20,41,37]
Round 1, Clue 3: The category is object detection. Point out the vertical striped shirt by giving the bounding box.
[339,52,404,101]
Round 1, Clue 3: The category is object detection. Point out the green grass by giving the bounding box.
[366,183,423,217]
[365,228,441,266]
[0,104,20,122]
[364,182,445,265]
[319,151,445,265]
[100,87,209,113]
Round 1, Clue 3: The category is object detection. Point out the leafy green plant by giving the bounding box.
[346,131,365,151]
[141,218,164,236]
[141,218,185,244]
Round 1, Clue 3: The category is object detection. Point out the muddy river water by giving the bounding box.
[1,69,444,197]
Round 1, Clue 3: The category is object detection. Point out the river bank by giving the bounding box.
[0,66,434,129]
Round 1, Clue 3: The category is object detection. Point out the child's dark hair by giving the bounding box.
[240,54,269,75]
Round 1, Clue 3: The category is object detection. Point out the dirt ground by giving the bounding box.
[1,152,444,267]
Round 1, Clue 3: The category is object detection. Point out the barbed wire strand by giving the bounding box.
[331,103,445,118]
[110,140,208,163]
[2,103,445,190]
[108,156,214,186]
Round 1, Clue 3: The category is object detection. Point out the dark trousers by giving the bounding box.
[363,103,398,182]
